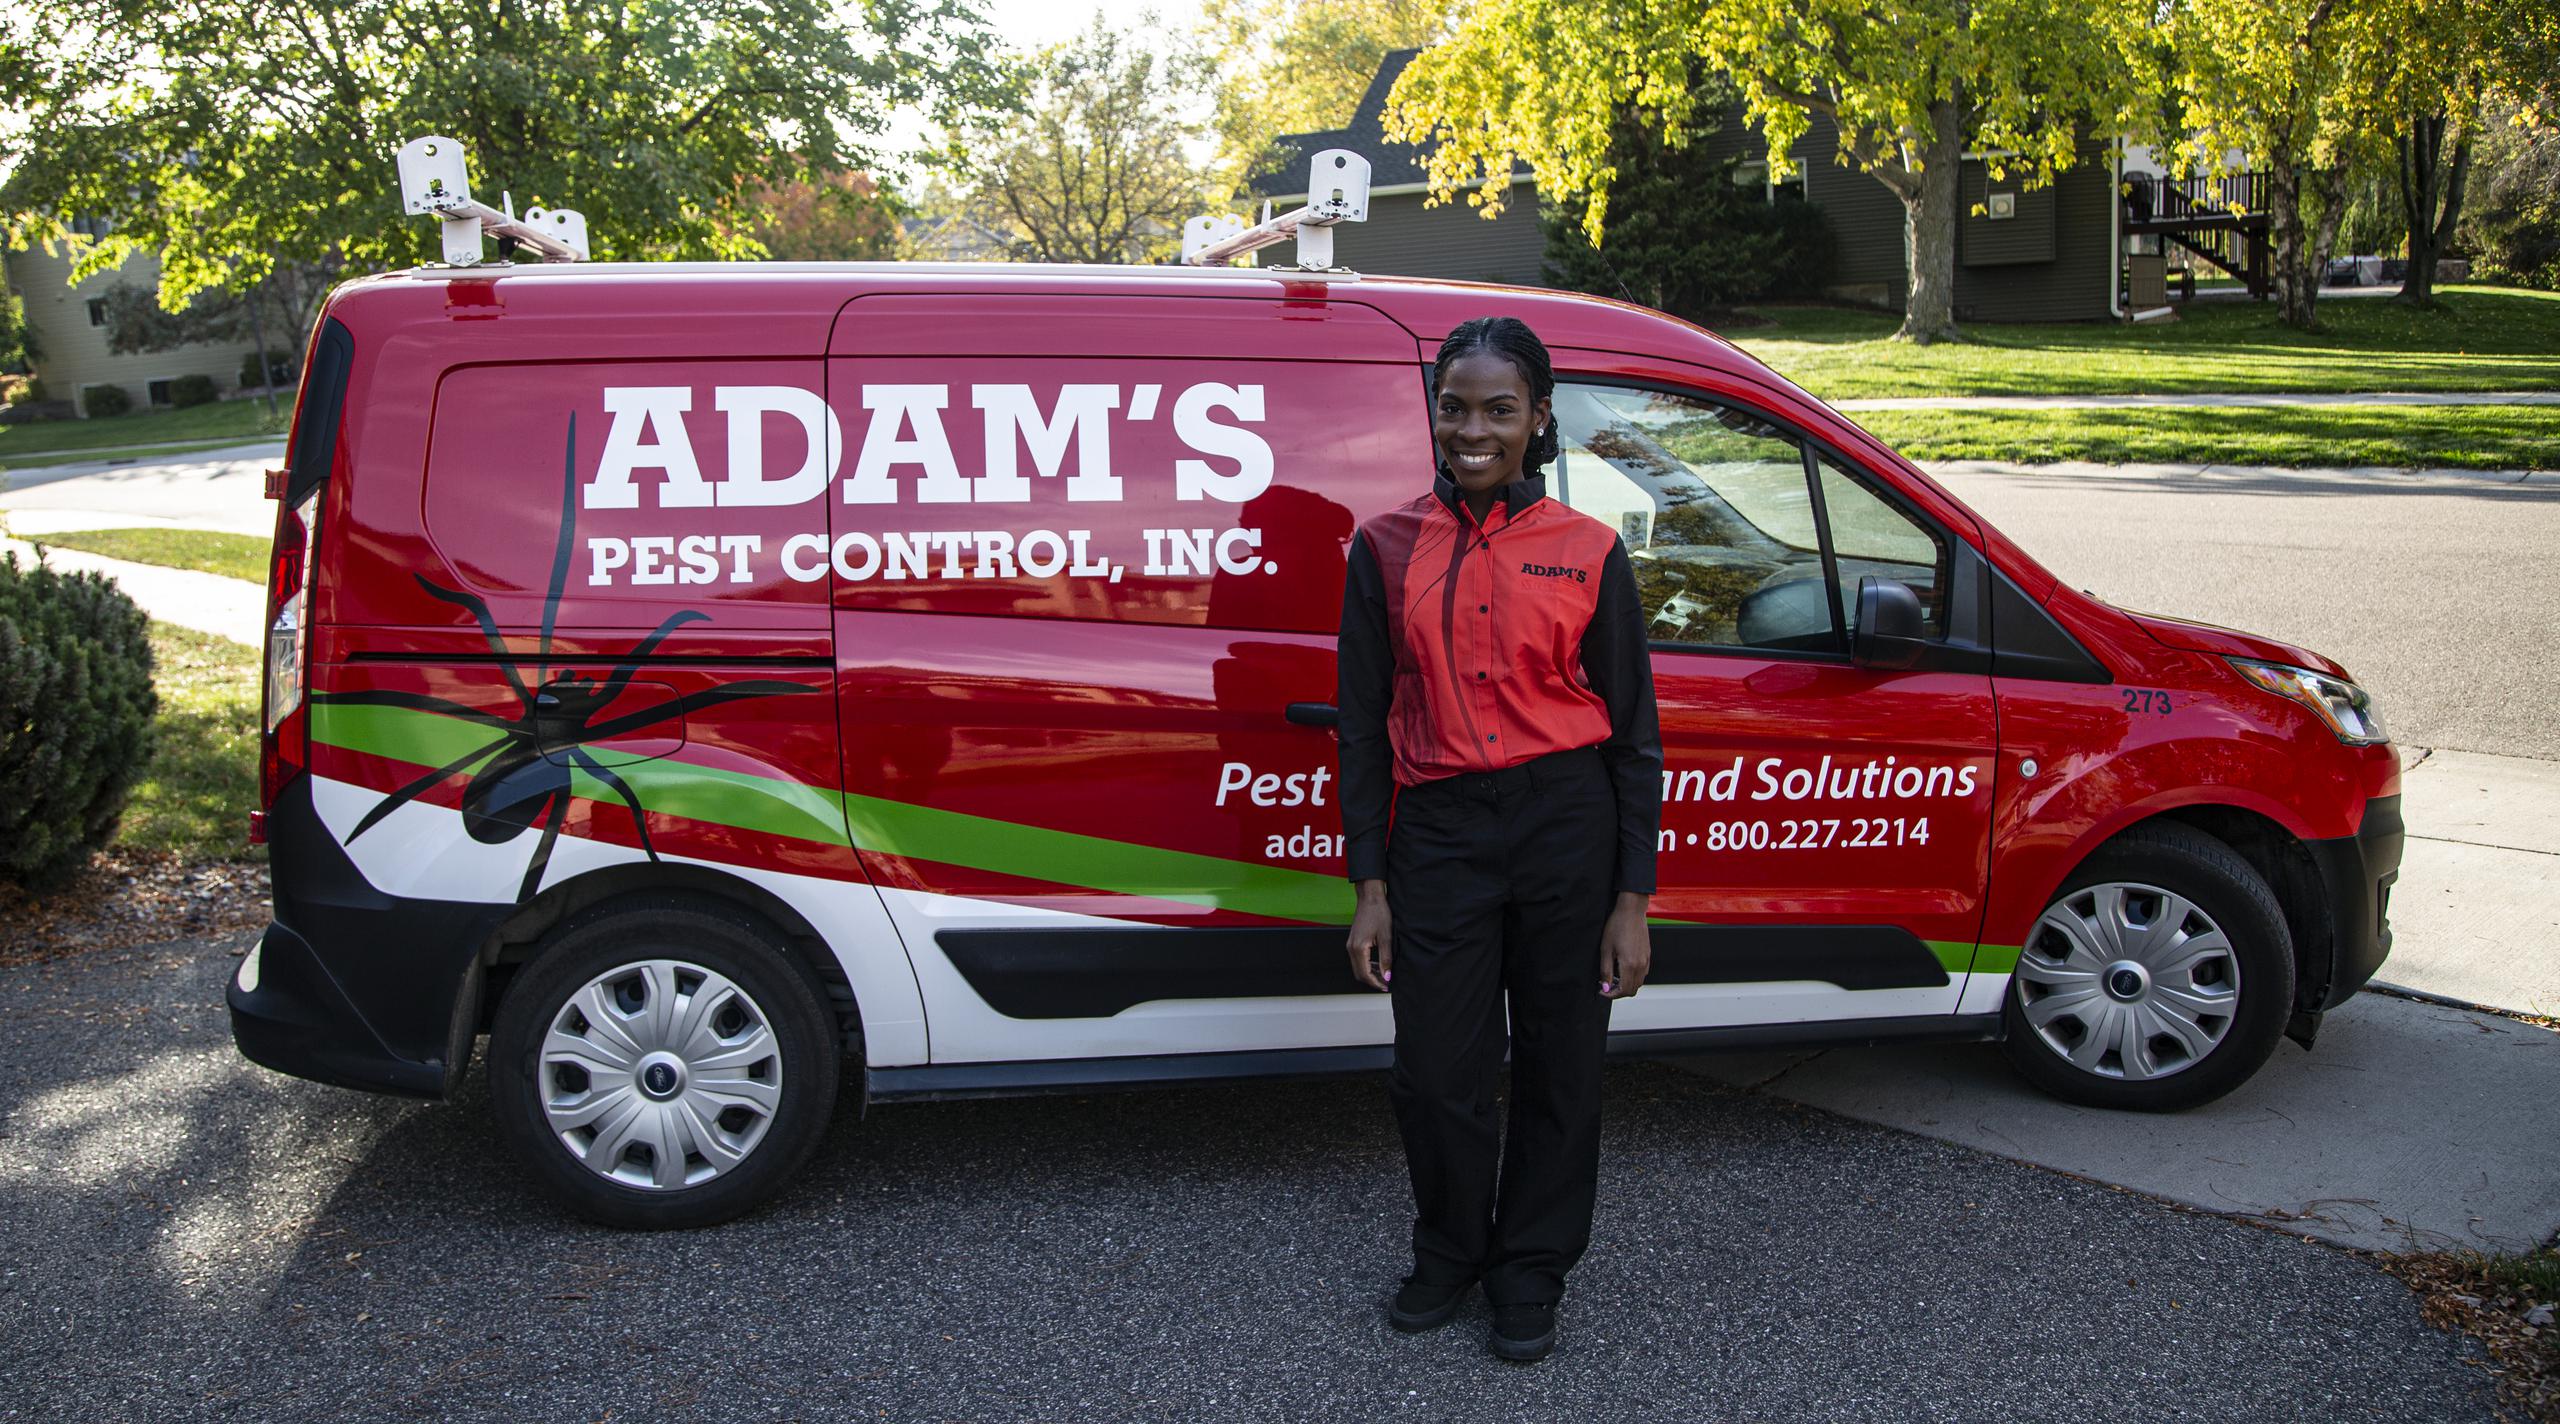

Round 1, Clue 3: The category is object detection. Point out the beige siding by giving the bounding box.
[6,243,262,413]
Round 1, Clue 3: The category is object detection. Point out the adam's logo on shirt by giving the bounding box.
[1520,561,1588,583]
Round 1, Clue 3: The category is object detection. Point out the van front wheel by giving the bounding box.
[489,901,839,1228]
[1999,822,2294,1112]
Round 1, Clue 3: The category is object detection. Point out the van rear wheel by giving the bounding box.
[489,900,839,1228]
[1999,822,2294,1112]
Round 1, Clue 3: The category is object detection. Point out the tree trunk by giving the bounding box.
[1893,100,1966,344]
[2397,119,2473,306]
[2268,161,2321,330]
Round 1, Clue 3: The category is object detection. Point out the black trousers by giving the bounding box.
[1385,746,1616,1307]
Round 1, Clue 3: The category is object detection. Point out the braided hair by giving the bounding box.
[1431,316,1561,476]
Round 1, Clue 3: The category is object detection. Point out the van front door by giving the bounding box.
[1541,377,1996,1039]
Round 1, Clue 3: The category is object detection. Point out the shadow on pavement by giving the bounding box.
[0,937,2504,1423]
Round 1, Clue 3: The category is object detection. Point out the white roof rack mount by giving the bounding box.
[396,135,591,266]
[1184,149,1371,275]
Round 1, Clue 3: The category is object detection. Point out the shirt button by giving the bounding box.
[1476,671,1486,680]
[1486,734,1497,743]
[1478,603,1488,613]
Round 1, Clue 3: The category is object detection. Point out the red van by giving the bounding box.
[232,261,2401,1226]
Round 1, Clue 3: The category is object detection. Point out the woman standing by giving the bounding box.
[1336,316,1662,1362]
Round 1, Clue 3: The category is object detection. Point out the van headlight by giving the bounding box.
[2228,659,2389,745]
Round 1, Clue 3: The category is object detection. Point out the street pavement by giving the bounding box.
[0,934,2502,1423]
[0,439,283,537]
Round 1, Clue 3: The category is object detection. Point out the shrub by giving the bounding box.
[81,383,133,419]
[170,373,219,408]
[238,350,296,389]
[0,553,158,890]
[18,377,46,405]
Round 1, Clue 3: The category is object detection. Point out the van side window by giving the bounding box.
[1550,383,1842,654]
[1816,456,1949,641]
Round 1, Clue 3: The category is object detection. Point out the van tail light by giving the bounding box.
[256,490,322,829]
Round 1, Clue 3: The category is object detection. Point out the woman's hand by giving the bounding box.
[1600,892,1652,999]
[1346,879,1392,992]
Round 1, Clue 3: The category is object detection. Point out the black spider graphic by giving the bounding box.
[316,413,813,900]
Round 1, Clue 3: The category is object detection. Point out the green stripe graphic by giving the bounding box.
[310,701,2017,965]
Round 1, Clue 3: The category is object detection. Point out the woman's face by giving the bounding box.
[1433,351,1551,499]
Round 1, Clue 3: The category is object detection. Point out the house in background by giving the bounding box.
[5,223,261,415]
[1250,50,2152,324]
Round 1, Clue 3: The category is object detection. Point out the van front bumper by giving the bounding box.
[2302,792,2403,1017]
[226,776,500,1099]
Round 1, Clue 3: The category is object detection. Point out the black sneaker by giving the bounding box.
[1387,1277,1473,1333]
[1489,1301,1557,1362]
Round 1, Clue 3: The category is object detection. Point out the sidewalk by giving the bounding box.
[0,535,265,644]
[1839,389,2560,411]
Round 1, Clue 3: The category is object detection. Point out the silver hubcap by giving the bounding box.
[2017,882,2240,1081]
[541,960,783,1190]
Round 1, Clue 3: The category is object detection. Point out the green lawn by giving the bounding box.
[123,622,261,860]
[0,398,288,464]
[1854,403,2560,470]
[1722,286,2560,400]
[37,528,270,583]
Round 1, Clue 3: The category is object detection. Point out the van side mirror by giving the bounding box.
[1854,576,1927,670]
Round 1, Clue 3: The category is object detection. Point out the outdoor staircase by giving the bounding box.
[2123,172,2273,300]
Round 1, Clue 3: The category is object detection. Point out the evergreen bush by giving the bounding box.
[170,373,219,408]
[81,383,133,419]
[0,553,158,890]
[238,350,296,389]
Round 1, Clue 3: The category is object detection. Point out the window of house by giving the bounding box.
[1548,382,1950,655]
[87,298,107,327]
[146,378,175,408]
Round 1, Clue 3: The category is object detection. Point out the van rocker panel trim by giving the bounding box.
[865,1013,2002,1101]
[933,923,1953,1020]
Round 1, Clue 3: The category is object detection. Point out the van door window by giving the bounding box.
[1816,456,1950,640]
[1550,383,1841,654]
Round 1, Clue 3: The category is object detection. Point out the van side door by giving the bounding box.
[823,291,1430,1066]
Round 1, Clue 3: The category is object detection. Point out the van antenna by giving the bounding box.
[1183,149,1371,272]
[396,135,592,267]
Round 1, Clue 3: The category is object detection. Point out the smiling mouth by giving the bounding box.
[1452,451,1502,470]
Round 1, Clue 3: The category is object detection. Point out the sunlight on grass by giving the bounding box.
[37,529,270,583]
[1855,404,2560,469]
[0,399,288,461]
[1725,287,2560,401]
[122,623,261,860]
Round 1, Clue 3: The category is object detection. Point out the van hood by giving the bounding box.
[2121,609,2352,681]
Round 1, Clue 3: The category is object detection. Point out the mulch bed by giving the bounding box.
[2387,1251,2560,1423]
[0,847,269,967]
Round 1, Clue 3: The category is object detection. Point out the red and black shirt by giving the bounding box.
[1337,472,1664,894]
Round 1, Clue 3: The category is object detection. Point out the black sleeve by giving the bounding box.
[1336,529,1395,884]
[1581,540,1662,895]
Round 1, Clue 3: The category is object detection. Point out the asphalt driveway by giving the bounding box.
[0,935,2498,1422]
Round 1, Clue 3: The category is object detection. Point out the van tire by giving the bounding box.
[1999,822,2293,1112]
[488,898,839,1228]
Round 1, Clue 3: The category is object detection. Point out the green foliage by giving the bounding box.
[239,350,295,390]
[1855,403,2560,470]
[169,375,218,409]
[1200,0,1451,192]
[747,169,903,262]
[966,21,1218,264]
[2464,101,2560,289]
[0,281,28,373]
[1,0,1016,309]
[80,384,131,419]
[0,553,159,890]
[1541,102,1837,318]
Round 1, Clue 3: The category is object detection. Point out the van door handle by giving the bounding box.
[1285,702,1339,729]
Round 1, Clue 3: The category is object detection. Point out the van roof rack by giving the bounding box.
[1183,149,1370,276]
[396,135,591,267]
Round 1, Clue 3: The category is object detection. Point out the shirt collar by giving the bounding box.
[1432,471,1548,525]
